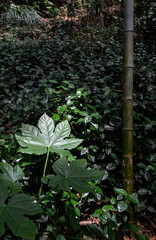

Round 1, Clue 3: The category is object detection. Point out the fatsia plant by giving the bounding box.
[0,162,24,196]
[0,185,42,239]
[47,157,106,193]
[15,113,83,195]
[0,164,42,239]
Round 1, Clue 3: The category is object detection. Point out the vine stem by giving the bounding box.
[38,147,50,197]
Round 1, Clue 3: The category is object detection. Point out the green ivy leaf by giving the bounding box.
[138,189,149,195]
[16,113,83,156]
[0,163,24,195]
[127,193,139,205]
[74,207,81,217]
[48,158,105,193]
[0,186,42,239]
[114,188,128,197]
[117,201,128,212]
[102,205,113,212]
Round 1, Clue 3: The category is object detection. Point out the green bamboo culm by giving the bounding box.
[122,0,135,239]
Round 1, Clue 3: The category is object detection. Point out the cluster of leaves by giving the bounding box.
[0,3,42,25]
[86,0,122,28]
[0,5,155,239]
[0,163,42,239]
[0,16,155,203]
[133,41,156,213]
[86,188,146,240]
[135,0,156,37]
[0,21,123,130]
[0,0,59,23]
[0,113,108,239]
[0,113,144,239]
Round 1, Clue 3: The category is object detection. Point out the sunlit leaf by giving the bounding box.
[117,201,128,212]
[16,113,83,157]
[114,188,127,197]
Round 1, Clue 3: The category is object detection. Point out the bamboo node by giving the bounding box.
[123,65,134,68]
[123,180,134,184]
[123,29,134,32]
[125,98,133,101]
[122,155,133,159]
[129,221,135,224]
[122,128,133,131]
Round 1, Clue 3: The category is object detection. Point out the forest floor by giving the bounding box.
[80,214,156,239]
[136,215,156,240]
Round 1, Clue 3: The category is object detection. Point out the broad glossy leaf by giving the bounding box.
[38,112,55,146]
[0,163,24,195]
[147,206,156,213]
[138,189,148,195]
[117,201,128,212]
[0,185,42,239]
[102,205,113,212]
[48,158,105,193]
[114,188,127,197]
[16,113,83,156]
[127,193,139,205]
[50,120,70,144]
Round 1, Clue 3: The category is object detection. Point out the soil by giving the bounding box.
[136,214,156,240]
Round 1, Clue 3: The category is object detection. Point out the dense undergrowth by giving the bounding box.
[0,6,156,239]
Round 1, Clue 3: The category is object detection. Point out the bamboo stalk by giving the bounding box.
[122,0,135,239]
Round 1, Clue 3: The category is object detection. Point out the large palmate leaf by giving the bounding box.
[48,158,107,193]
[0,163,24,195]
[15,113,83,156]
[0,185,42,239]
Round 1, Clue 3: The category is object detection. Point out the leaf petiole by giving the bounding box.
[38,147,50,197]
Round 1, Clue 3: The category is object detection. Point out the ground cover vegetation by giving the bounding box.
[0,0,156,239]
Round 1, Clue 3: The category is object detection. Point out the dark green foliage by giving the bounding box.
[0,3,155,238]
[135,0,156,37]
[0,166,42,239]
[0,19,155,202]
[48,158,106,193]
[0,162,24,195]
[0,0,59,19]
